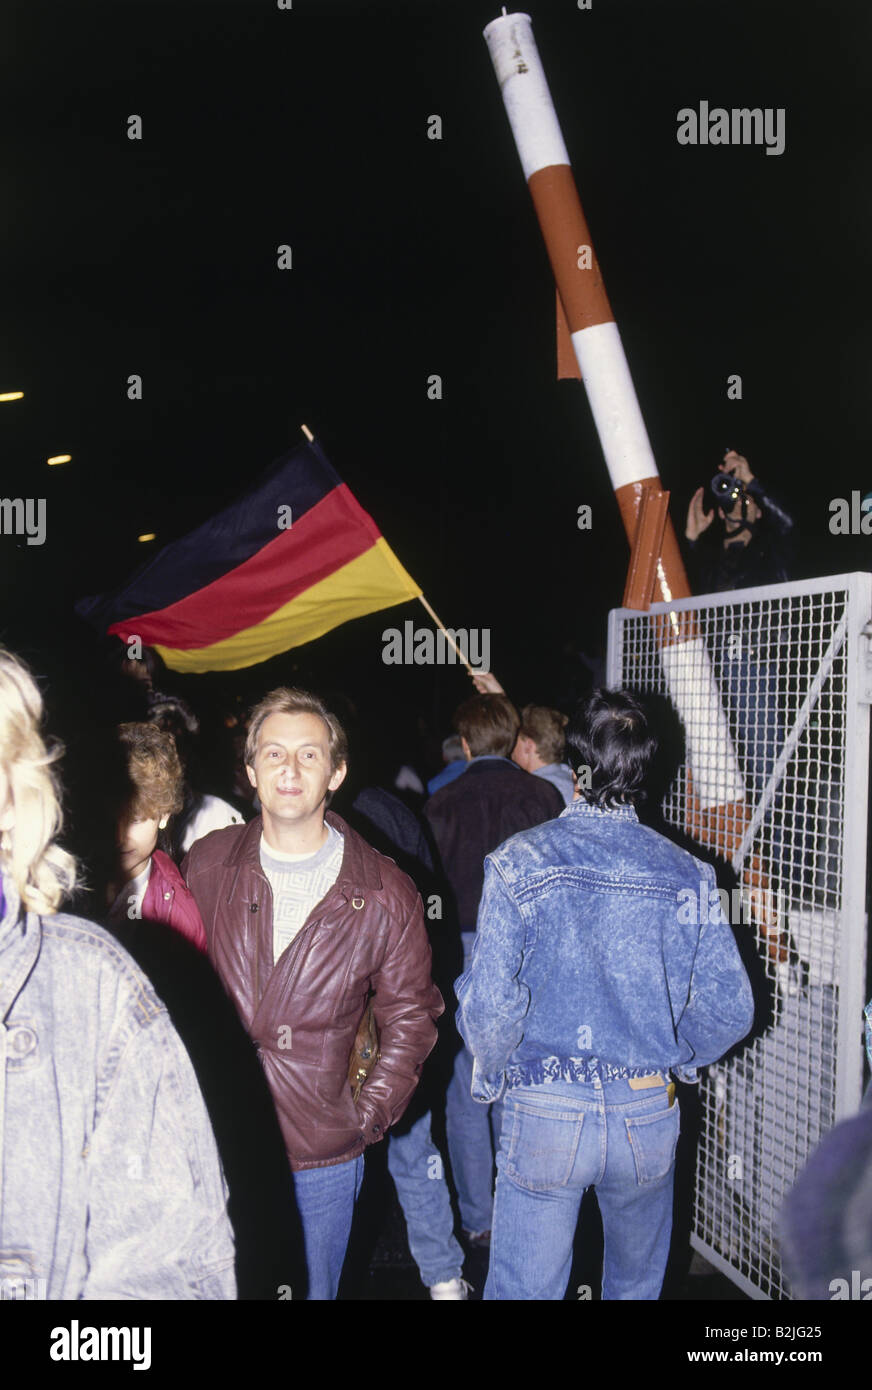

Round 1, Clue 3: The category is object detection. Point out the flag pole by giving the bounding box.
[417,595,477,677]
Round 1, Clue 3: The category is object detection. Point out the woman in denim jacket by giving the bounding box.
[457,688,754,1300]
[0,646,235,1300]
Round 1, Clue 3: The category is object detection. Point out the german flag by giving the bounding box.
[76,441,421,672]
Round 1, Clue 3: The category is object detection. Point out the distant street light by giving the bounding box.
[0,391,24,402]
[137,533,156,543]
[47,454,72,466]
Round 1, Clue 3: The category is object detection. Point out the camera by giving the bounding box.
[710,472,747,508]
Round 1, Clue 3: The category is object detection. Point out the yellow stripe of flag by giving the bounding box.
[154,538,421,673]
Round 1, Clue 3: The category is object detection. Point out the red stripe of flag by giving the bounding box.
[109,483,378,650]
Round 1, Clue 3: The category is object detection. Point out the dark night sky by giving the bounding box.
[2,0,871,762]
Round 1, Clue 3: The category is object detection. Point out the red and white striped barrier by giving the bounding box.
[484,11,746,814]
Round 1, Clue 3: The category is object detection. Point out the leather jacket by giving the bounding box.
[183,812,444,1171]
[142,849,208,952]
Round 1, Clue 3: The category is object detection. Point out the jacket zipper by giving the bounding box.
[255,880,349,1019]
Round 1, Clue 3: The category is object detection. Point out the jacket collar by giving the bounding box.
[150,848,185,891]
[464,757,521,777]
[222,811,385,894]
[0,870,42,1023]
[560,799,639,823]
[0,868,25,949]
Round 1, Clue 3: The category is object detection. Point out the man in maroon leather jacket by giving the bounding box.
[183,687,443,1300]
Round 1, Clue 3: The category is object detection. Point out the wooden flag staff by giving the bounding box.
[417,595,477,678]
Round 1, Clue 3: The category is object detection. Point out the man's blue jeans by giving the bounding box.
[446,932,503,1233]
[292,1154,365,1300]
[388,1111,465,1287]
[484,1077,679,1300]
[721,650,783,794]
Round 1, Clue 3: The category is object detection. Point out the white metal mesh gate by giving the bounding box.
[606,572,872,1300]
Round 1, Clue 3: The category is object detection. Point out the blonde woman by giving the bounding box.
[0,646,235,1300]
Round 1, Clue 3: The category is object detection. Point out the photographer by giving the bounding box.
[683,450,798,795]
[684,450,794,594]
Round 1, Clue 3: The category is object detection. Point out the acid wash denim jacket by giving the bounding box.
[456,800,755,1103]
[0,871,236,1299]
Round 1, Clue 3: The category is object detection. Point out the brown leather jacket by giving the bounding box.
[182,812,444,1171]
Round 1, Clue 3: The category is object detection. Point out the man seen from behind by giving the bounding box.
[457,689,754,1300]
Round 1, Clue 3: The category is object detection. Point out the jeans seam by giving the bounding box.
[624,1103,680,1184]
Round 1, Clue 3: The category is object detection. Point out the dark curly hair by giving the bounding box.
[565,689,657,808]
[117,722,184,822]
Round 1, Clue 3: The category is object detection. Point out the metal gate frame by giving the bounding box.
[606,570,872,1299]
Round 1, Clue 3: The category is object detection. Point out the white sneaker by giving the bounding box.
[429,1276,471,1300]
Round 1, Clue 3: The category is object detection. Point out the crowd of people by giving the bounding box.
[1,451,869,1302]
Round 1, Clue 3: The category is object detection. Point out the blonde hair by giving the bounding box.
[0,647,78,914]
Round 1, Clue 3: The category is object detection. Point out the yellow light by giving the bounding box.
[137,533,156,543]
[47,454,72,466]
[0,391,24,402]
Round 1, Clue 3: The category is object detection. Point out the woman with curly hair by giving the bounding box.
[105,721,207,952]
[0,645,234,1299]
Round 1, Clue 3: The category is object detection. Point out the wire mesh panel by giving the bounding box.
[607,573,872,1300]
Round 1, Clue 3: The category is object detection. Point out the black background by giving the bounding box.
[2,0,870,756]
[3,0,871,1329]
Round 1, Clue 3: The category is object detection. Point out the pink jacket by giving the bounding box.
[142,849,208,953]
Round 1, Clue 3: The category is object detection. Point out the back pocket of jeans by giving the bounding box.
[504,1098,585,1192]
[624,1103,680,1184]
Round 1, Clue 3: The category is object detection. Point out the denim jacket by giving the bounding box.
[456,801,754,1102]
[0,870,236,1299]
